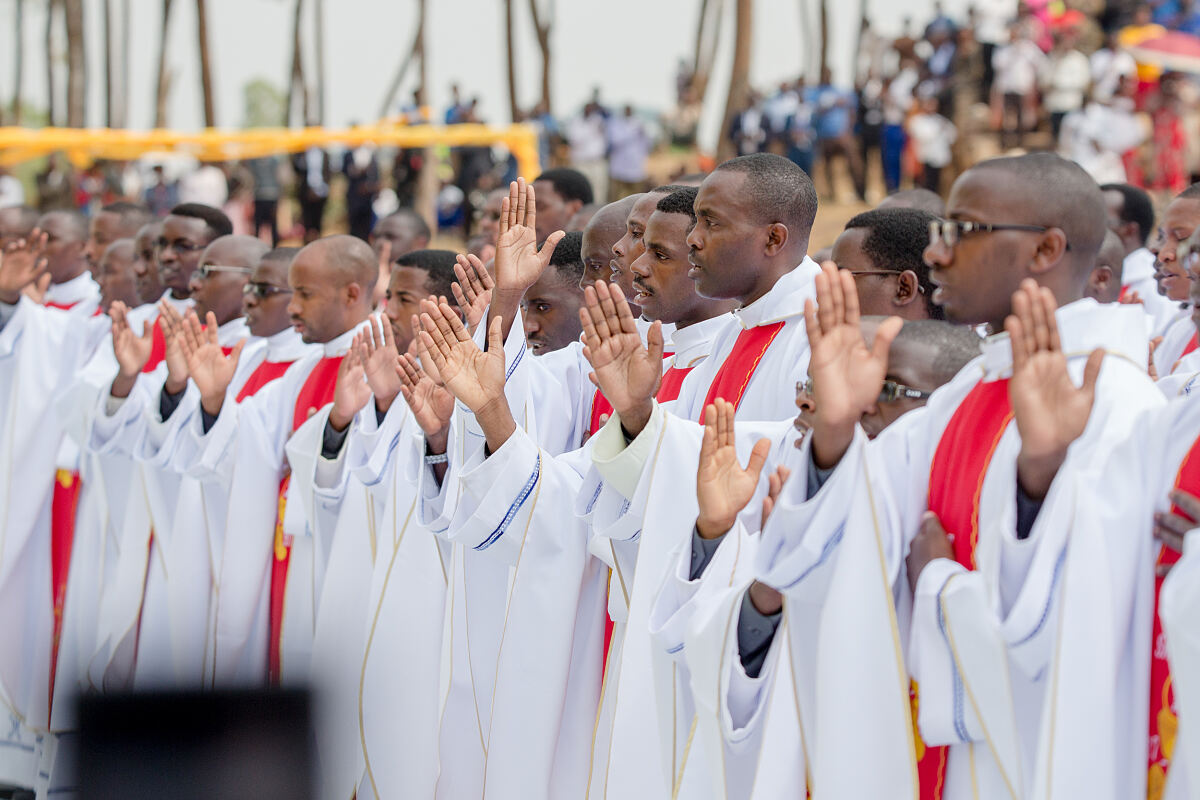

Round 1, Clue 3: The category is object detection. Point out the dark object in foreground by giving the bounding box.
[76,689,314,800]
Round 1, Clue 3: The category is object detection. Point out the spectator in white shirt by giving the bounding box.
[0,168,25,209]
[992,23,1048,148]
[1043,29,1092,140]
[1090,30,1138,103]
[566,102,610,203]
[907,94,958,193]
[607,106,652,199]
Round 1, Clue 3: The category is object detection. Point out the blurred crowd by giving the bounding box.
[721,0,1200,201]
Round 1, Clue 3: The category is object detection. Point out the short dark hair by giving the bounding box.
[37,209,88,240]
[393,248,459,300]
[845,207,941,319]
[99,202,154,237]
[261,246,301,267]
[656,187,698,224]
[544,230,585,284]
[0,205,41,234]
[169,203,234,240]
[381,208,432,247]
[534,168,594,205]
[894,319,982,385]
[1179,183,1200,201]
[649,184,689,195]
[1100,183,1155,245]
[713,153,818,233]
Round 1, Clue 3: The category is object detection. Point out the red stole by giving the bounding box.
[915,378,1014,800]
[267,354,344,685]
[1173,332,1200,375]
[235,360,295,404]
[143,318,168,374]
[1147,443,1196,796]
[44,300,79,312]
[48,468,82,711]
[588,392,615,438]
[699,322,785,422]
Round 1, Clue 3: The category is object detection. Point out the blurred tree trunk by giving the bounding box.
[118,0,131,126]
[691,0,724,100]
[154,0,174,127]
[717,0,752,163]
[819,0,830,77]
[45,0,59,127]
[529,0,553,113]
[11,0,24,125]
[64,0,85,127]
[377,4,422,118]
[313,0,325,125]
[414,0,439,232]
[504,0,520,121]
[285,0,310,126]
[103,0,114,127]
[196,0,216,127]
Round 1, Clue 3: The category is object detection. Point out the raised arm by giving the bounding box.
[489,179,565,343]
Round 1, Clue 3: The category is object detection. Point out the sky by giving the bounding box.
[1,0,962,151]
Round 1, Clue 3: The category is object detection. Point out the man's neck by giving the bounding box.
[54,268,86,285]
[739,259,800,307]
[169,288,189,300]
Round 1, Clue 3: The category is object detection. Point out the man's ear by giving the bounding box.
[1028,227,1070,275]
[894,269,921,306]
[764,223,789,256]
[345,281,364,306]
[1090,265,1114,293]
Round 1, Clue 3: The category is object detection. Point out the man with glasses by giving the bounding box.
[831,206,943,321]
[766,153,1162,797]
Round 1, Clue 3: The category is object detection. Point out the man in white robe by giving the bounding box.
[1148,187,1200,376]
[1100,183,1178,330]
[762,155,1162,799]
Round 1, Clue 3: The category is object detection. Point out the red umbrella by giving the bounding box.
[1127,31,1200,75]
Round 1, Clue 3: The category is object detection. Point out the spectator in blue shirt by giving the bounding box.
[811,68,866,201]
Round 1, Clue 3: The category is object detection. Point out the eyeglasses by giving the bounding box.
[843,268,927,294]
[193,263,252,280]
[155,238,207,254]
[243,281,293,299]
[928,219,1054,249]
[798,378,932,404]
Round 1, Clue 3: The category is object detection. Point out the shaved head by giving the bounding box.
[305,234,379,292]
[893,319,982,384]
[580,194,641,290]
[585,195,640,243]
[203,234,270,266]
[970,153,1107,276]
[289,235,377,343]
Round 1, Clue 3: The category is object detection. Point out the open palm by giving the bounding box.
[361,316,403,404]
[398,349,455,438]
[330,342,371,430]
[493,178,564,292]
[111,302,154,377]
[419,302,506,413]
[696,399,771,539]
[180,311,243,408]
[580,281,663,416]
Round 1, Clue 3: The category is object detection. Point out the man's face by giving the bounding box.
[580,221,622,293]
[383,266,433,354]
[38,213,87,283]
[532,180,579,243]
[0,208,33,252]
[686,171,767,300]
[370,216,425,262]
[242,257,294,338]
[923,170,1037,327]
[97,243,140,310]
[1151,198,1200,303]
[287,250,347,344]
[477,189,507,246]
[630,211,699,324]
[84,211,126,269]
[158,215,213,298]
[612,194,661,303]
[832,227,902,316]
[132,225,163,304]
[522,269,585,355]
[187,241,253,326]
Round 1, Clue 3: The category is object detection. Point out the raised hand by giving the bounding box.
[109,301,155,399]
[359,315,404,413]
[906,511,956,593]
[805,261,902,468]
[418,299,506,415]
[490,179,565,340]
[180,310,245,417]
[329,338,371,431]
[695,398,772,539]
[0,233,49,304]
[452,253,495,335]
[397,347,455,444]
[1005,279,1104,499]
[160,302,191,394]
[579,280,663,438]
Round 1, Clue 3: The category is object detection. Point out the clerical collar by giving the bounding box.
[158,291,195,314]
[980,298,1149,380]
[216,317,250,347]
[732,256,821,329]
[44,272,98,305]
[321,317,374,358]
[262,327,312,362]
[667,312,731,367]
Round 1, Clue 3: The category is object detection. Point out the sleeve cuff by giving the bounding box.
[690,527,725,581]
[735,589,782,679]
[591,402,663,498]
